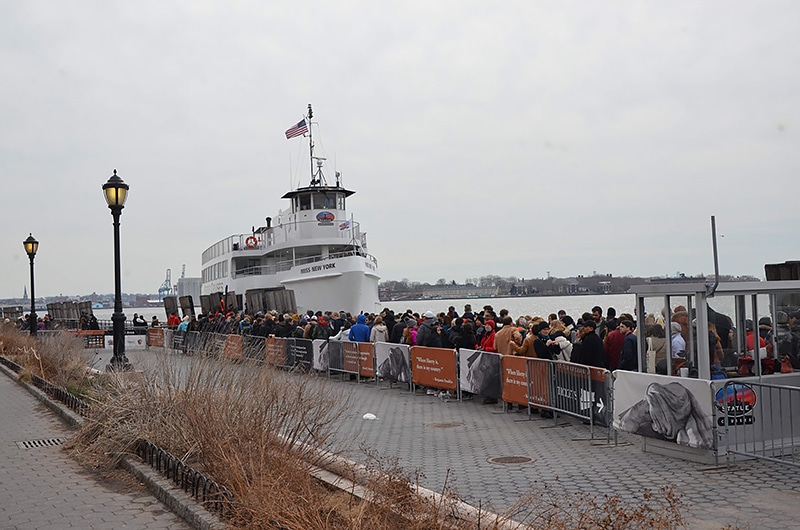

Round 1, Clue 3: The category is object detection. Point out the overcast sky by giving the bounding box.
[2,1,799,299]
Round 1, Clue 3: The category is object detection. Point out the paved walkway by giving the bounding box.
[6,346,799,529]
[325,380,800,529]
[0,371,191,530]
[126,348,800,530]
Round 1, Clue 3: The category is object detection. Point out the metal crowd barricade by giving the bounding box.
[722,380,800,468]
[326,340,363,381]
[526,358,612,439]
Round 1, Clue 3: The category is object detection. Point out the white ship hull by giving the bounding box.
[202,253,380,315]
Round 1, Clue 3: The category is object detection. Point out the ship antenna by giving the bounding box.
[307,103,314,185]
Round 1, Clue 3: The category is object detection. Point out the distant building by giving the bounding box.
[177,277,203,305]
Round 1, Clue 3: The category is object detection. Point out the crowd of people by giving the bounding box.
[11,301,800,376]
[159,304,640,370]
[166,301,800,376]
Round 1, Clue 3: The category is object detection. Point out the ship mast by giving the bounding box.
[307,103,314,184]
[307,103,327,187]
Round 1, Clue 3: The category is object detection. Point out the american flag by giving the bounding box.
[338,220,351,231]
[285,119,308,139]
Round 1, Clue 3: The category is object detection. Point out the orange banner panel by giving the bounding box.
[147,328,164,348]
[501,355,529,405]
[411,346,457,391]
[265,337,286,366]
[224,335,243,360]
[358,342,375,377]
[343,342,360,373]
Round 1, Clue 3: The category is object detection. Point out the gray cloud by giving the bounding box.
[1,1,798,298]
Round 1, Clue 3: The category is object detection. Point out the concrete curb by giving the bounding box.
[0,361,226,530]
[121,457,227,530]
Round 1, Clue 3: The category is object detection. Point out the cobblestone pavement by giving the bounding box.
[0,371,191,530]
[325,381,800,530]
[128,349,800,529]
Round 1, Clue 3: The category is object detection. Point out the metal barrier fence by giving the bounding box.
[136,439,234,514]
[721,380,800,467]
[526,358,613,439]
[29,373,91,416]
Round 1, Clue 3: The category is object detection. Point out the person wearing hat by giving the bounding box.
[415,311,441,347]
[670,321,686,359]
[579,319,605,368]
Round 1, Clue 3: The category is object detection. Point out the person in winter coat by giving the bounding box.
[547,329,573,361]
[531,321,553,359]
[511,321,538,357]
[494,316,522,355]
[348,314,371,342]
[415,311,441,347]
[618,319,639,371]
[177,315,190,332]
[370,316,389,343]
[402,318,417,345]
[579,320,606,367]
[478,319,496,352]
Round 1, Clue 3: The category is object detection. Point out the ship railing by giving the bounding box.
[232,249,377,279]
[232,219,363,251]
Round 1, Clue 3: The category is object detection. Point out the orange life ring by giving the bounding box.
[245,236,257,249]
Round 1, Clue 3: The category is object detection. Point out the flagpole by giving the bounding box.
[307,103,314,184]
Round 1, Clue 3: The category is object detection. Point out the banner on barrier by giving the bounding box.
[224,335,243,360]
[266,337,287,366]
[458,349,501,398]
[375,342,411,384]
[288,338,314,366]
[501,355,529,405]
[551,362,593,419]
[613,371,714,449]
[589,367,611,427]
[358,342,375,378]
[104,334,147,351]
[343,342,360,373]
[313,339,329,371]
[412,346,458,391]
[148,328,164,348]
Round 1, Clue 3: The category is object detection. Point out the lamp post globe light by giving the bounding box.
[22,234,39,336]
[103,169,130,370]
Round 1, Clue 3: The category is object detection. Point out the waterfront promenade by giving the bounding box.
[0,368,192,529]
[2,346,799,529]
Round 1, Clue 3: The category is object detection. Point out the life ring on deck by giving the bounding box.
[245,236,258,249]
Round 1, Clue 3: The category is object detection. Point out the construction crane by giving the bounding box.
[158,269,173,299]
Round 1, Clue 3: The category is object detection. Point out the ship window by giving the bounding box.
[337,194,345,210]
[313,192,336,210]
[298,194,311,211]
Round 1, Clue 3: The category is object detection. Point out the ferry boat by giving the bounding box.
[200,105,380,315]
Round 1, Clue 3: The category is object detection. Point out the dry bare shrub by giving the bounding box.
[0,329,97,394]
[65,350,703,530]
[497,480,688,530]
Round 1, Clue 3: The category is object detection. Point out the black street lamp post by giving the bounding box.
[23,234,39,336]
[103,169,130,370]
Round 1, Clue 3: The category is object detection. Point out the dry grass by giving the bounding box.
[0,328,98,396]
[0,327,740,529]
